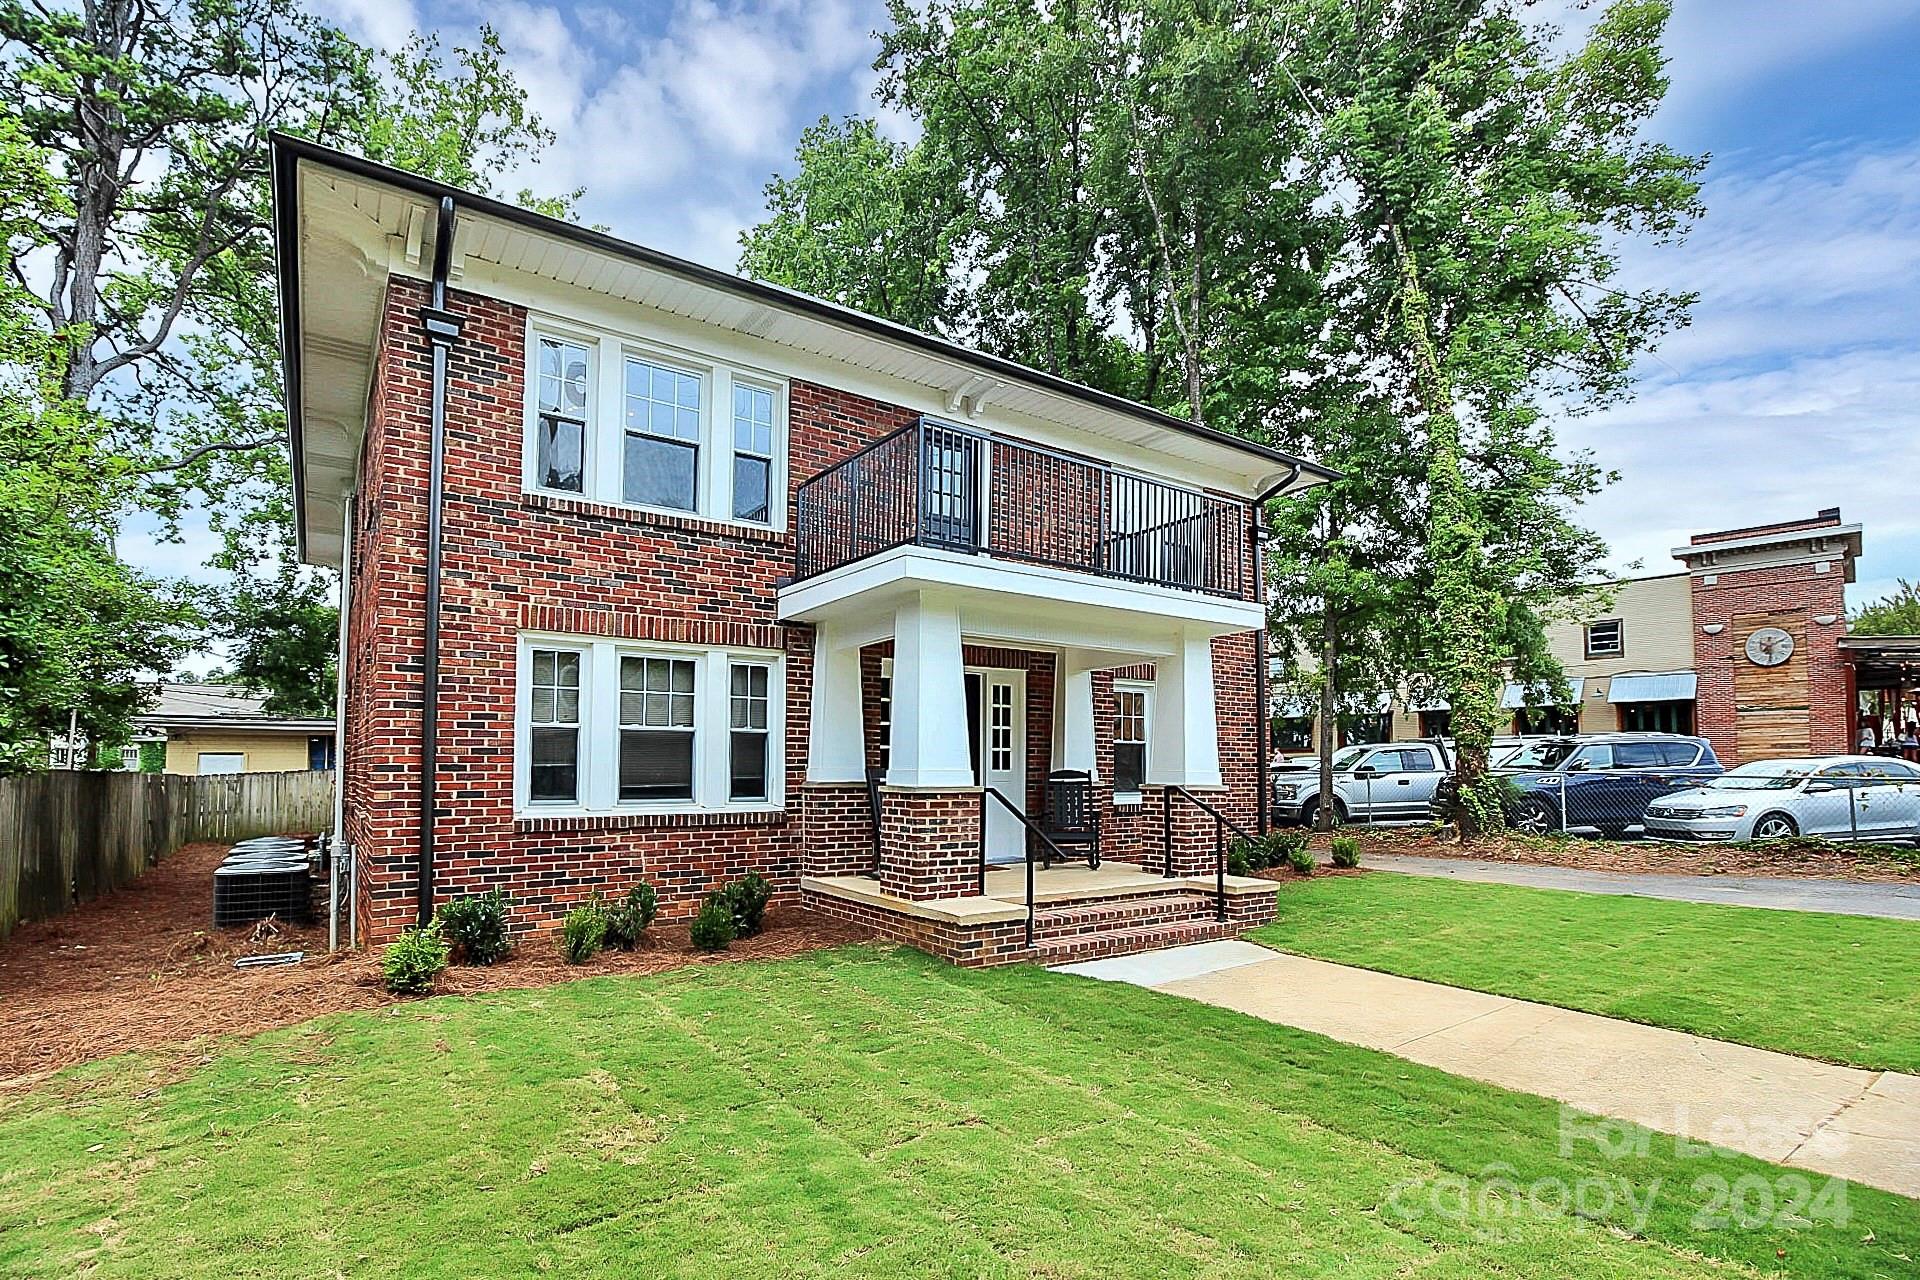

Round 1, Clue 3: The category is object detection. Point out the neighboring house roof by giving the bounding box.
[134,683,335,734]
[269,133,1338,566]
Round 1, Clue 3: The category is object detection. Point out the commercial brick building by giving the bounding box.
[1382,509,1862,764]
[273,138,1331,964]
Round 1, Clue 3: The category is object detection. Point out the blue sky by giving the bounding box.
[133,0,1920,635]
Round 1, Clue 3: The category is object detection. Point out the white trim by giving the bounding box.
[514,630,785,818]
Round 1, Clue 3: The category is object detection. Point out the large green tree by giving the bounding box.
[0,2,573,722]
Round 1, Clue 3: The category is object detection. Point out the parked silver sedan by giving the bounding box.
[1643,756,1920,844]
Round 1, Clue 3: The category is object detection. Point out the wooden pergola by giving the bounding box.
[1838,635,1920,757]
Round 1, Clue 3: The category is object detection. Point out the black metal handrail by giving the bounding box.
[981,786,1079,948]
[792,417,1253,599]
[1164,786,1254,922]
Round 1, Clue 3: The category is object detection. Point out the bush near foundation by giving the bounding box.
[690,893,736,952]
[382,922,450,995]
[605,882,659,951]
[560,899,609,964]
[435,889,512,965]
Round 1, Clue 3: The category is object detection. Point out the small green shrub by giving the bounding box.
[605,882,659,951]
[382,921,450,995]
[1226,838,1254,877]
[559,899,609,964]
[690,892,737,952]
[435,889,512,965]
[1266,830,1310,865]
[1286,842,1317,875]
[721,872,773,939]
[1329,836,1360,869]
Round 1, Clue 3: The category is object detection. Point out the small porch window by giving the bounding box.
[1113,685,1149,800]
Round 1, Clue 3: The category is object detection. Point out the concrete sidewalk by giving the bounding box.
[1359,851,1920,920]
[1059,940,1920,1200]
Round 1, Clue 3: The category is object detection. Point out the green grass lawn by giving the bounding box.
[2,947,1915,1279]
[1251,874,1920,1072]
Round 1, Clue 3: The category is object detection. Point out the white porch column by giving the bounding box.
[1055,650,1099,778]
[1147,629,1223,787]
[805,619,865,783]
[887,592,974,787]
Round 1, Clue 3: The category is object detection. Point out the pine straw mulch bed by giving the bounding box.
[1295,826,1920,884]
[0,839,871,1088]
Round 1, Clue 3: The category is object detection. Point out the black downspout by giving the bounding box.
[1251,464,1301,837]
[418,195,462,927]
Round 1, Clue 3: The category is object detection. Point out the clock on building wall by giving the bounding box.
[1744,626,1795,667]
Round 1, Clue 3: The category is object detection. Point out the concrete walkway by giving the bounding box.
[1360,851,1920,920]
[1059,940,1920,1200]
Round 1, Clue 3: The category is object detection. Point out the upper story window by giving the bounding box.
[624,358,702,511]
[732,384,775,523]
[1585,618,1624,658]
[536,337,590,493]
[526,320,785,528]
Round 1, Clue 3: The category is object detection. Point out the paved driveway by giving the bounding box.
[1061,940,1920,1200]
[1358,851,1920,920]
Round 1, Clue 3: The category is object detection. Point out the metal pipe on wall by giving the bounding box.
[1250,464,1301,836]
[417,195,463,928]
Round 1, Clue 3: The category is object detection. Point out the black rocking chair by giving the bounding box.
[1038,769,1101,869]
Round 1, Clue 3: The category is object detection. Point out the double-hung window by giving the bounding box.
[529,647,584,802]
[732,384,775,523]
[535,337,590,493]
[730,663,771,800]
[1113,685,1149,799]
[619,656,696,801]
[623,358,702,511]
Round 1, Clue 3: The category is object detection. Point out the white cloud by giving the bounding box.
[1654,0,1919,127]
[312,0,423,53]
[1565,138,1920,601]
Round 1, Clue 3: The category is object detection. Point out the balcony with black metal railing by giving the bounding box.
[792,418,1255,601]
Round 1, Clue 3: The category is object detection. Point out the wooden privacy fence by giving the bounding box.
[0,769,335,941]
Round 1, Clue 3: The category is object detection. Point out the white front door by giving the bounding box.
[968,668,1027,863]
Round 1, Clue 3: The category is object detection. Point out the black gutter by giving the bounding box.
[269,140,311,563]
[1250,464,1302,836]
[269,132,1340,558]
[417,195,463,927]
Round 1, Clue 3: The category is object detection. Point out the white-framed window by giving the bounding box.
[1112,682,1150,800]
[623,356,702,511]
[524,318,787,528]
[529,646,585,802]
[731,381,776,523]
[517,634,784,815]
[534,335,591,494]
[729,662,772,800]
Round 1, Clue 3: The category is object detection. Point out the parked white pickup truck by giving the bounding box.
[1270,740,1451,827]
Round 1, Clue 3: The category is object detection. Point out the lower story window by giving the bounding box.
[1113,685,1148,797]
[620,656,696,801]
[521,638,782,812]
[730,663,770,800]
[1617,700,1694,735]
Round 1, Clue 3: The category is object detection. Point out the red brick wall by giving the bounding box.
[1690,562,1850,765]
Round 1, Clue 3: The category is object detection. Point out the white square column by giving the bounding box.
[887,592,974,788]
[1147,629,1222,788]
[1053,650,1100,778]
[806,619,866,783]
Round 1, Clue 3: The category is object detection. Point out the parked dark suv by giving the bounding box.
[1433,734,1723,837]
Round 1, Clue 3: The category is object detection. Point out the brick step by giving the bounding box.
[1030,892,1219,940]
[1034,917,1242,966]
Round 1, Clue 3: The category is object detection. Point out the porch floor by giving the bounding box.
[982,860,1173,905]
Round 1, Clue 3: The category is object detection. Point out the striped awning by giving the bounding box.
[1605,672,1698,704]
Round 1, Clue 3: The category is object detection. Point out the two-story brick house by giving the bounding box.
[273,137,1333,965]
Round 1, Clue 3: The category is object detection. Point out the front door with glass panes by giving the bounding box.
[966,668,1027,864]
